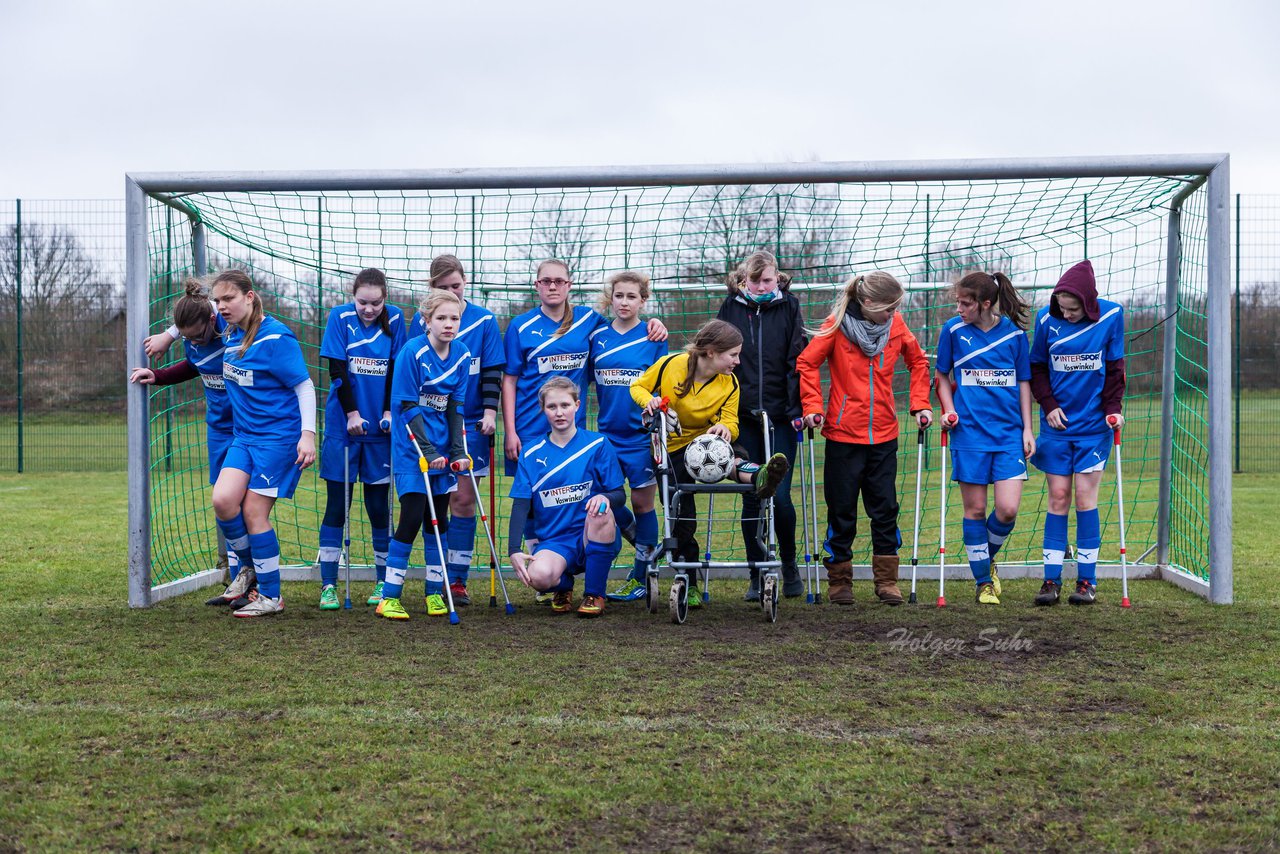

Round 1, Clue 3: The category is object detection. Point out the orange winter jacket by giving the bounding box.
[797,313,932,445]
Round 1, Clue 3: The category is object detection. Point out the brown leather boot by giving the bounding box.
[872,554,904,606]
[825,559,854,605]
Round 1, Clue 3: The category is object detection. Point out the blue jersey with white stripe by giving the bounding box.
[411,300,504,421]
[503,305,605,443]
[391,335,471,476]
[221,315,311,446]
[182,314,232,431]
[509,428,624,545]
[935,315,1031,451]
[589,321,668,449]
[320,303,406,444]
[1030,299,1125,439]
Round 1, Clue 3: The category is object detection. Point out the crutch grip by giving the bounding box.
[1107,414,1122,444]
[380,417,391,433]
[450,457,472,473]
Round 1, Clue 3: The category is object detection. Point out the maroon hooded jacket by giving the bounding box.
[1030,260,1126,417]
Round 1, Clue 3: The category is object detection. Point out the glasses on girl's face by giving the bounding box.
[536,278,570,288]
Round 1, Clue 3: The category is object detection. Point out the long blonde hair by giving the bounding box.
[536,259,575,337]
[210,270,262,356]
[598,270,652,314]
[812,271,904,338]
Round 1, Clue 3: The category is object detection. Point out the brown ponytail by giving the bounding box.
[172,277,213,329]
[211,269,263,356]
[676,320,743,398]
[955,271,1030,331]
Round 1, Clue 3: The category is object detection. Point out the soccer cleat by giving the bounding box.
[1068,580,1097,605]
[207,569,254,606]
[449,581,471,607]
[425,593,448,616]
[687,584,703,609]
[535,592,555,606]
[743,574,761,602]
[990,559,1002,597]
[551,590,575,613]
[753,453,790,499]
[376,596,410,620]
[318,584,340,611]
[366,580,385,606]
[232,591,283,618]
[976,582,1000,605]
[577,594,606,618]
[607,577,646,602]
[228,581,259,611]
[1034,580,1062,606]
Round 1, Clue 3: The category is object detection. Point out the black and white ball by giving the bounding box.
[684,434,735,483]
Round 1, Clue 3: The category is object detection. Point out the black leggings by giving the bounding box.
[322,479,391,530]
[394,491,451,543]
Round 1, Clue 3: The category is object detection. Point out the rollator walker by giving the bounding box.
[645,402,783,624]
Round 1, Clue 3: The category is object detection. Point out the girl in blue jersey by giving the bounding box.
[501,259,668,476]
[376,288,471,620]
[132,279,247,607]
[316,268,407,610]
[410,255,505,606]
[507,377,625,618]
[1029,261,1126,606]
[934,271,1034,606]
[587,271,669,602]
[208,270,317,618]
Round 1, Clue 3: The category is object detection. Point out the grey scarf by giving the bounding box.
[840,302,891,357]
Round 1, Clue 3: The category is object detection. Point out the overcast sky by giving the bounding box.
[1,0,1277,199]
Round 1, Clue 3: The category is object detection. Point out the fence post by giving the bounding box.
[14,199,22,474]
[1234,193,1241,473]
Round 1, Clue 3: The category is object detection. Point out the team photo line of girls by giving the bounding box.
[133,252,1125,618]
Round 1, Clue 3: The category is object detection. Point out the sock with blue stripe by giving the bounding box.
[584,537,622,598]
[216,514,254,572]
[1043,512,1068,583]
[424,535,445,597]
[248,530,281,599]
[963,517,992,587]
[1076,508,1101,584]
[446,514,476,587]
[986,511,1016,560]
[614,503,636,536]
[318,524,342,588]
[227,551,240,583]
[383,537,413,601]
[631,509,659,581]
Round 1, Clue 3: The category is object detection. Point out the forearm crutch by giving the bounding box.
[407,426,460,625]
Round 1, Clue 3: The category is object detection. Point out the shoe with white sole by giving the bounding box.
[232,591,284,618]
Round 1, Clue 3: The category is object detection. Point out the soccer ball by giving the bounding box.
[684,434,735,483]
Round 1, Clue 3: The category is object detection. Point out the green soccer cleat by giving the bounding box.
[687,584,703,608]
[753,453,790,499]
[607,577,646,602]
[318,584,340,611]
[425,593,448,616]
[376,596,410,620]
[535,591,555,606]
[976,582,1000,605]
[366,580,385,606]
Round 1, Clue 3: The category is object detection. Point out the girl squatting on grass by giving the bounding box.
[209,270,317,618]
[934,271,1034,606]
[629,320,790,607]
[316,268,406,610]
[796,272,933,606]
[716,251,807,601]
[1029,260,1126,606]
[586,271,668,603]
[131,280,246,606]
[507,378,625,618]
[377,289,471,620]
[412,255,505,607]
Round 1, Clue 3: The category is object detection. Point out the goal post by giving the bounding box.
[125,154,1233,608]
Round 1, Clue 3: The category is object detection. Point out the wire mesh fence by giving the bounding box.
[1235,194,1280,472]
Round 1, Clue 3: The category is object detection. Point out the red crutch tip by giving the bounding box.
[1121,597,1131,608]
[936,596,947,607]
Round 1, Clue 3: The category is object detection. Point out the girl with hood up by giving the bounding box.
[1028,260,1126,606]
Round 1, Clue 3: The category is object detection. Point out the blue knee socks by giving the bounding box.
[423,536,444,597]
[446,514,476,586]
[383,538,413,601]
[631,509,659,582]
[1043,512,1068,583]
[1076,508,1101,584]
[216,515,254,573]
[318,524,342,588]
[248,530,281,599]
[963,517,992,587]
[584,537,622,598]
[986,511,1015,559]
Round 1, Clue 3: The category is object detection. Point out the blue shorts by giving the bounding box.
[460,434,492,478]
[206,426,234,486]
[1031,433,1112,476]
[222,439,302,499]
[394,469,457,498]
[951,448,1029,484]
[613,442,657,489]
[537,536,586,575]
[319,434,392,484]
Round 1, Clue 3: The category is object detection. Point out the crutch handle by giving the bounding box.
[450,458,472,473]
[941,429,950,449]
[942,412,959,431]
[916,427,926,445]
[380,417,392,433]
[1107,415,1122,444]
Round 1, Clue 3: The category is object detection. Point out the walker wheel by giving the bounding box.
[762,575,779,623]
[669,577,688,625]
[646,571,661,614]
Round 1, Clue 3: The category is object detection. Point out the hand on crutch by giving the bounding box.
[937,413,957,607]
[406,425,461,625]
[1108,414,1132,609]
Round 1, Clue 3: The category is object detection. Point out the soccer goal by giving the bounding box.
[125,155,1232,607]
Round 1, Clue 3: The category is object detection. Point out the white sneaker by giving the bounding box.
[232,591,284,618]
[223,569,255,600]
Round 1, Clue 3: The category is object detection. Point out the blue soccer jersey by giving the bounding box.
[221,316,311,446]
[183,314,233,432]
[1030,299,1125,439]
[320,303,406,444]
[589,322,668,450]
[391,335,471,476]
[509,428,624,546]
[503,305,605,443]
[411,300,504,422]
[935,315,1031,452]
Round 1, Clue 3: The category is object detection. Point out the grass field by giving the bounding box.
[0,472,1277,851]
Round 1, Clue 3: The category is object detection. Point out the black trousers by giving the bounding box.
[822,438,901,561]
[736,417,798,566]
[664,446,701,561]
